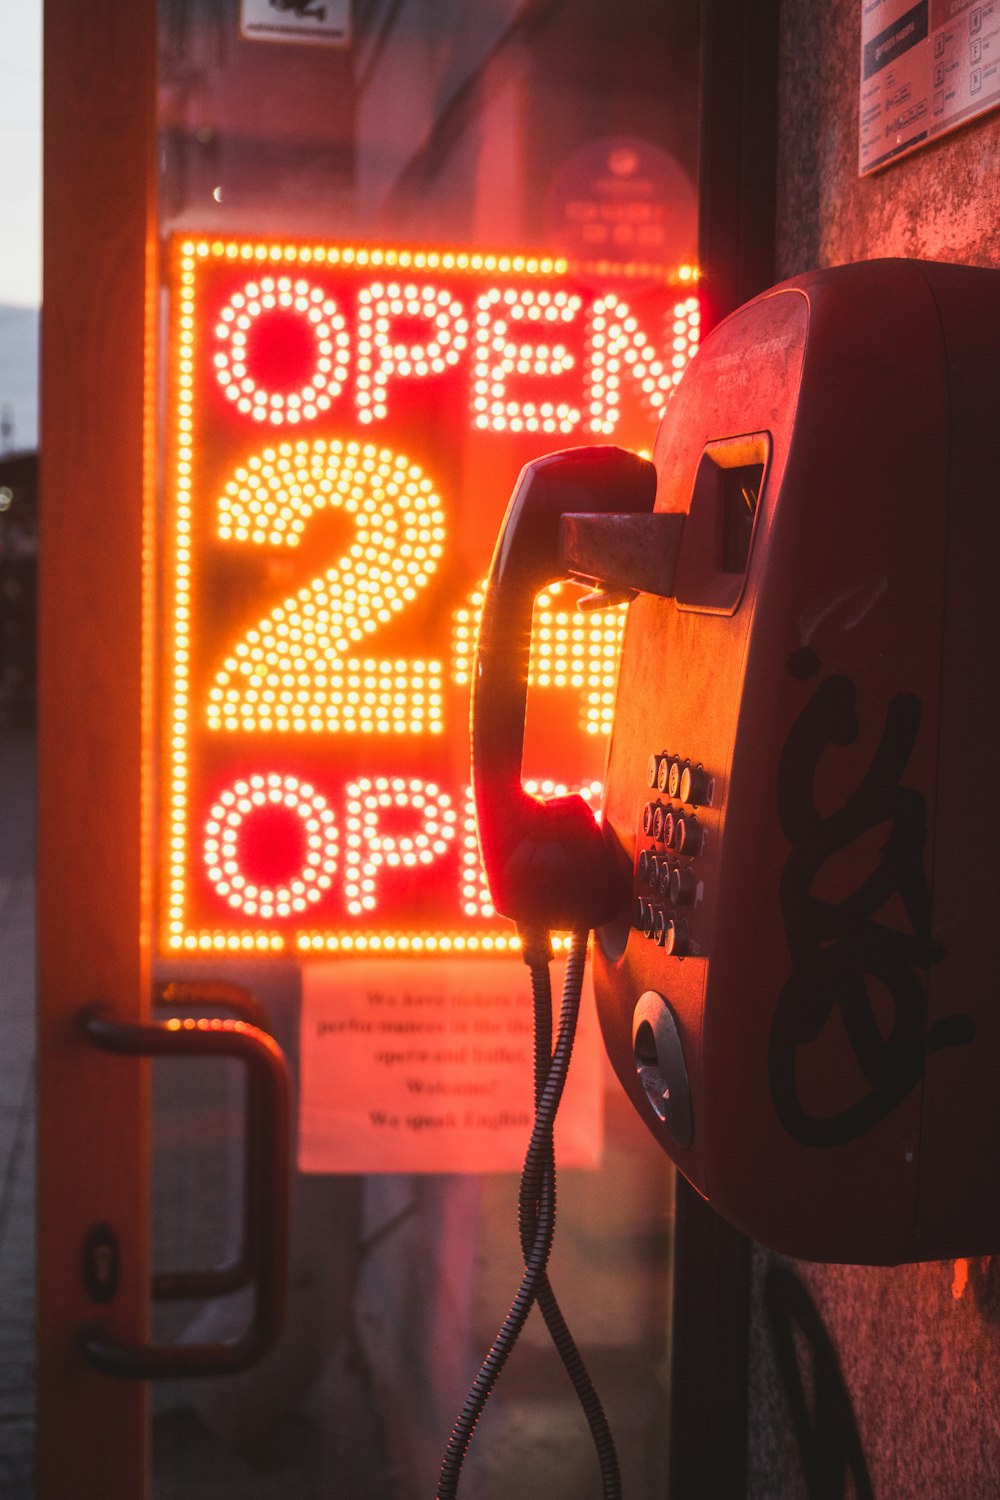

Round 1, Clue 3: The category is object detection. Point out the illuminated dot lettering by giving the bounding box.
[204,774,338,919]
[452,581,626,735]
[671,295,701,374]
[210,439,445,734]
[214,277,351,424]
[165,238,700,951]
[345,778,458,914]
[295,930,523,955]
[473,287,583,433]
[188,238,566,277]
[587,293,700,434]
[462,784,494,919]
[357,283,469,422]
[168,252,199,949]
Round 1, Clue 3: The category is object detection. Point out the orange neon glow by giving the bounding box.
[204,773,338,919]
[452,581,625,735]
[473,287,584,434]
[357,283,470,423]
[214,277,352,423]
[163,236,700,952]
[210,439,445,734]
[344,777,458,914]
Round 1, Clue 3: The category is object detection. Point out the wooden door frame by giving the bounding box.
[37,0,158,1494]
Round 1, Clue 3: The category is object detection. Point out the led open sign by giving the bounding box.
[163,238,700,955]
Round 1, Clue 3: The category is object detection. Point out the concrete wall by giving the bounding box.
[746,4,1000,1495]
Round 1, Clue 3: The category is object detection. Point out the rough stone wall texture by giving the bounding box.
[746,4,1000,1496]
[775,0,1000,278]
[747,1250,1000,1498]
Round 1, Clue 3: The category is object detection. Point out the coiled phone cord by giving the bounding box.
[518,929,621,1499]
[436,927,622,1500]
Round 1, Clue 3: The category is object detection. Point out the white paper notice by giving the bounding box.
[299,956,604,1173]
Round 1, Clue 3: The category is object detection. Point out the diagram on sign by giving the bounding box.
[859,0,1000,174]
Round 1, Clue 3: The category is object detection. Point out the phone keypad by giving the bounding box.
[633,754,711,955]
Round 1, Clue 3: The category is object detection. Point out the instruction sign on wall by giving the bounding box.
[860,0,1000,173]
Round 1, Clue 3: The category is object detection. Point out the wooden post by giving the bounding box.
[37,0,158,1493]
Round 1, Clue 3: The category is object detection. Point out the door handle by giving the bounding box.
[150,981,278,1302]
[78,989,290,1378]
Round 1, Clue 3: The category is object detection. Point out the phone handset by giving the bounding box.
[471,446,657,932]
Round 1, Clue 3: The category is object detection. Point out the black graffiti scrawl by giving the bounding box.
[769,657,961,1148]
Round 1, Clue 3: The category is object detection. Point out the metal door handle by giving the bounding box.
[150,981,276,1302]
[78,993,290,1377]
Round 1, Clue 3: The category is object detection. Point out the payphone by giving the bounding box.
[472,258,1000,1265]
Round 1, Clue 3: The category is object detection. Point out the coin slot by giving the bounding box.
[631,990,693,1147]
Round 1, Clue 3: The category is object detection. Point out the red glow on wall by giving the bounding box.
[163,237,700,954]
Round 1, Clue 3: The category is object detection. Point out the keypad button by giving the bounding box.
[675,815,701,856]
[683,768,707,804]
[669,865,696,906]
[680,764,709,806]
[647,754,663,788]
[667,759,683,798]
[665,917,690,957]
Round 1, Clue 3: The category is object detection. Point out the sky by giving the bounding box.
[0,0,42,308]
[0,0,41,450]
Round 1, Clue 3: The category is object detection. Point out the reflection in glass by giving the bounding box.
[153,3,698,1495]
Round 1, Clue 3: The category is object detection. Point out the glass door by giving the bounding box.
[36,3,703,1496]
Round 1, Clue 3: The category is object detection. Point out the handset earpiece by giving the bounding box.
[471,445,656,931]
